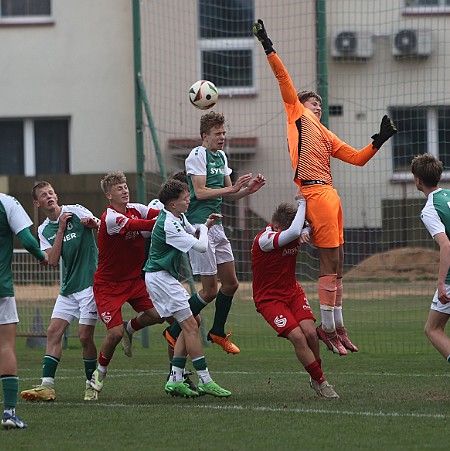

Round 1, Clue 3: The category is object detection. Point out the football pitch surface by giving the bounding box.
[3,318,450,450]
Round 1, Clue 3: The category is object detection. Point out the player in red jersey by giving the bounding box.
[88,171,164,396]
[252,191,338,399]
[254,19,397,355]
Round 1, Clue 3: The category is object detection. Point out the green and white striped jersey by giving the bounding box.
[420,188,450,284]
[38,204,98,296]
[144,209,197,279]
[185,145,232,224]
[0,193,33,297]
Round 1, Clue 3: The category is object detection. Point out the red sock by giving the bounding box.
[98,352,111,368]
[130,317,143,332]
[305,360,326,384]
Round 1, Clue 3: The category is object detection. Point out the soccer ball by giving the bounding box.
[189,80,218,110]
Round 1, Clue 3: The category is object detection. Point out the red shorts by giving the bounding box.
[94,277,154,329]
[255,288,315,338]
[301,184,344,248]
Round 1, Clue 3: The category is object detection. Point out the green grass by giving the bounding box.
[4,284,450,450]
[3,329,450,449]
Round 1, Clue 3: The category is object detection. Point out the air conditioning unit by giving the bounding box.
[331,30,373,60]
[392,29,432,58]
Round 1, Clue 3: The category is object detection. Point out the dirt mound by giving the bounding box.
[345,247,439,280]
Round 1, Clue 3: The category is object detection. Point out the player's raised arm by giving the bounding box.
[277,196,307,248]
[253,19,299,107]
[253,19,275,55]
[334,114,398,167]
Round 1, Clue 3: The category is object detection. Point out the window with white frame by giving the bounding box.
[0,118,69,176]
[0,0,52,24]
[391,107,450,173]
[199,0,255,95]
[404,0,450,11]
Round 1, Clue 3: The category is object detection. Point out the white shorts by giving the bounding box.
[0,297,19,325]
[431,287,450,315]
[52,286,98,326]
[188,224,234,275]
[145,271,192,322]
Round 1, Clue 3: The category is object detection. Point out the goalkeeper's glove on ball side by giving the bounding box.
[371,115,398,149]
[253,19,275,55]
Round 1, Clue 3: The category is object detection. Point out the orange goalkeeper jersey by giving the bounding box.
[267,53,378,188]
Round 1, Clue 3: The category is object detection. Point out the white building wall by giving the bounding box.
[0,0,136,174]
[1,0,448,229]
[327,0,450,227]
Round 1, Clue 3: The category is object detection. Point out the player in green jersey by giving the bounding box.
[144,179,231,397]
[1,193,47,429]
[412,154,450,366]
[21,182,100,402]
[163,111,265,354]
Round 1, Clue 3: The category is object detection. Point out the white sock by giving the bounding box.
[41,377,54,387]
[334,306,344,329]
[196,369,212,384]
[320,306,335,332]
[97,365,108,379]
[170,366,184,383]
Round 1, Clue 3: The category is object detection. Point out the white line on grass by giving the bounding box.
[19,369,450,379]
[36,401,450,420]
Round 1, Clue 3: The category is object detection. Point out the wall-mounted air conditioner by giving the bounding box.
[331,30,373,60]
[392,29,432,58]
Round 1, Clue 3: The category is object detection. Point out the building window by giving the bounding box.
[1,0,51,16]
[406,0,450,5]
[0,118,69,176]
[0,121,24,175]
[0,0,52,25]
[391,107,450,173]
[199,0,255,95]
[404,0,450,12]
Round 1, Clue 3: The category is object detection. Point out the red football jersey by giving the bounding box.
[94,203,154,283]
[251,225,302,304]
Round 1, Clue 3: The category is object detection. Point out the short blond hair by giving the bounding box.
[101,171,127,194]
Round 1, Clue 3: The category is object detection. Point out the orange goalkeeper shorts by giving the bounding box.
[301,184,344,248]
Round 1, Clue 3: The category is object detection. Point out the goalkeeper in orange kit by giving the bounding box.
[253,19,397,355]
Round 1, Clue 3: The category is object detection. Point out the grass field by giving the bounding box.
[3,283,450,450]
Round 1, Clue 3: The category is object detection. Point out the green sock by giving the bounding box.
[192,356,207,371]
[171,356,187,370]
[167,293,207,339]
[83,358,97,381]
[209,290,233,337]
[192,356,211,384]
[1,375,18,410]
[42,355,60,379]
